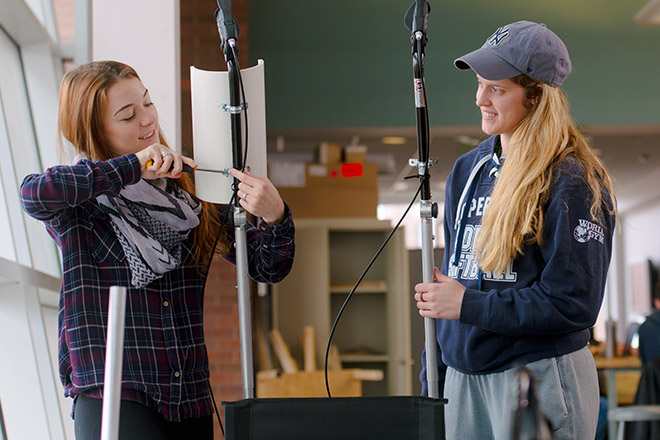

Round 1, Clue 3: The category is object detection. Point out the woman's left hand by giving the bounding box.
[230,168,286,225]
[414,267,466,320]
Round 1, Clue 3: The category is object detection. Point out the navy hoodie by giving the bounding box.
[421,135,615,395]
[639,310,660,364]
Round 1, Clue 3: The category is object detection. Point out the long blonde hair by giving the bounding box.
[57,60,229,263]
[475,74,616,274]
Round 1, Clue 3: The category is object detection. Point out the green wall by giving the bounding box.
[249,0,660,128]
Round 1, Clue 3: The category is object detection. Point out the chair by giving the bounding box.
[607,358,660,439]
[608,405,660,440]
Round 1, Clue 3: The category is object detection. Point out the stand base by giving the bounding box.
[222,396,446,439]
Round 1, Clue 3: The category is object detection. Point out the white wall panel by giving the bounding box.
[92,0,181,150]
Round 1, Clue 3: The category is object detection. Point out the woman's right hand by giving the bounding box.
[415,267,465,320]
[135,144,197,179]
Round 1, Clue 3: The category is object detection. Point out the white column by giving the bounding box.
[92,0,181,151]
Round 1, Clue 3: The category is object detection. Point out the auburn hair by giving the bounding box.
[57,60,229,264]
[474,74,617,274]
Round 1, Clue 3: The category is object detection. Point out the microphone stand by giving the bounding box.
[217,12,254,398]
[406,0,440,400]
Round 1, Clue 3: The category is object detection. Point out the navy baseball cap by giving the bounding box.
[454,21,572,87]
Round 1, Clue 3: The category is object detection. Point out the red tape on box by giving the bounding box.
[341,162,364,178]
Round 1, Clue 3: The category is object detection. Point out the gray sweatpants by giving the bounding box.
[444,345,599,440]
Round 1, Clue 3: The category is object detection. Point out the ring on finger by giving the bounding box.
[243,193,248,202]
[420,292,425,302]
[161,151,170,157]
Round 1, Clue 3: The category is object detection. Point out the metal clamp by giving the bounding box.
[219,102,248,114]
[420,199,438,219]
[233,205,246,227]
[408,157,438,168]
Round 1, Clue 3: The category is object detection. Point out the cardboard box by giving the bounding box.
[274,162,378,218]
[343,145,367,163]
[316,142,343,165]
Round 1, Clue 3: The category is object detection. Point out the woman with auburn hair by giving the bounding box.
[20,60,295,439]
[414,21,616,439]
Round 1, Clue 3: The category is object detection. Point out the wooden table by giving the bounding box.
[593,355,642,439]
[593,355,641,370]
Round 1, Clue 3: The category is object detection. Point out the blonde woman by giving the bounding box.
[414,21,616,439]
[20,61,295,439]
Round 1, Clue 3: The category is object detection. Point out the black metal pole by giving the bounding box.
[224,46,254,399]
[405,0,440,402]
[215,0,254,399]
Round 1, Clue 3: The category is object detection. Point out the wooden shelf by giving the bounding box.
[340,354,390,363]
[330,280,388,294]
[271,218,412,396]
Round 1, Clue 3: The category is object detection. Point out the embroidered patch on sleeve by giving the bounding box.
[574,219,605,244]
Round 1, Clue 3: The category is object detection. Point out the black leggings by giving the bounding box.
[74,395,213,440]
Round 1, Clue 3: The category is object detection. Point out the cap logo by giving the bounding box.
[487,26,510,46]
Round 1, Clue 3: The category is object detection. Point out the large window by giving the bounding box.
[0,1,72,438]
[0,26,61,275]
[0,96,17,262]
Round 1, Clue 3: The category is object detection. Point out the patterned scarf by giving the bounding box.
[97,178,201,287]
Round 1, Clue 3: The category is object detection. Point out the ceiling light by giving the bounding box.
[381,136,407,145]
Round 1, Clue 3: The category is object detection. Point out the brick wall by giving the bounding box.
[180,0,250,157]
[204,258,243,417]
[180,1,252,437]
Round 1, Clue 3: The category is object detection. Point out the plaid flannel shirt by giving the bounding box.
[20,154,295,421]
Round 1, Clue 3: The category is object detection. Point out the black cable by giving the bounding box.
[324,176,427,397]
[209,384,225,437]
[231,43,249,174]
[203,212,226,437]
[227,44,249,206]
